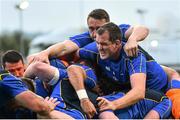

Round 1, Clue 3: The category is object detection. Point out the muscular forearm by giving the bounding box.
[112,88,145,110]
[15,91,52,115]
[31,97,52,116]
[112,73,146,110]
[67,65,97,118]
[46,40,79,58]
[67,65,86,90]
[126,25,149,42]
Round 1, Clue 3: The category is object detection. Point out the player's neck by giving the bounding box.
[112,44,122,61]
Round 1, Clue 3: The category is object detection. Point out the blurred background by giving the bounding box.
[0,0,180,71]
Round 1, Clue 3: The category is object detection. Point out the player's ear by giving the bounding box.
[115,39,121,45]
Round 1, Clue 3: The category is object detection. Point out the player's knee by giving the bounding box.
[99,111,118,119]
[154,98,172,119]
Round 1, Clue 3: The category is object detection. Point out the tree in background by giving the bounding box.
[0,31,32,57]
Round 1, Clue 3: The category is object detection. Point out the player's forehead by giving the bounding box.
[5,60,24,69]
[87,17,106,28]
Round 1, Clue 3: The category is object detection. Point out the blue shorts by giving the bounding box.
[166,79,180,91]
[102,89,172,119]
[51,79,86,119]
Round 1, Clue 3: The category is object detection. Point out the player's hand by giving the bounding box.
[44,97,60,112]
[97,97,116,111]
[80,98,97,118]
[124,39,138,57]
[27,50,50,66]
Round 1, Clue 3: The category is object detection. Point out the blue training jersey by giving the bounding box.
[69,24,130,48]
[79,42,168,91]
[0,72,28,107]
[35,79,50,98]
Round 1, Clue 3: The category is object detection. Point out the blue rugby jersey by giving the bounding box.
[35,79,49,98]
[0,73,28,98]
[79,42,168,91]
[0,72,28,107]
[69,24,130,48]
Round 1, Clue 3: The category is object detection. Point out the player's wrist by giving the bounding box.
[76,89,88,100]
[112,101,118,110]
[46,47,56,58]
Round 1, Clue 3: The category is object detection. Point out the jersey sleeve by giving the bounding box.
[69,32,93,48]
[58,69,68,80]
[50,58,67,69]
[78,42,98,62]
[126,52,146,76]
[119,24,131,42]
[0,72,28,98]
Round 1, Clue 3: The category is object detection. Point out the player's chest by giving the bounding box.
[98,59,128,83]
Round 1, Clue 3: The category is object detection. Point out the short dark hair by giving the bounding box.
[2,50,24,68]
[87,9,110,22]
[97,22,122,43]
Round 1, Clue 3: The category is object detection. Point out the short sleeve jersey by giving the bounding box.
[69,24,130,48]
[79,42,168,91]
[0,72,28,107]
